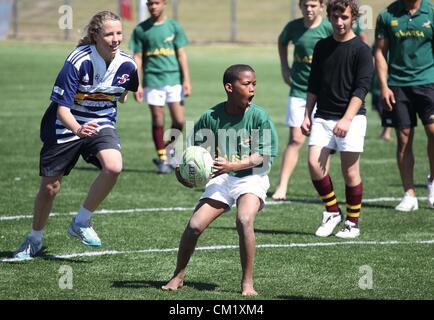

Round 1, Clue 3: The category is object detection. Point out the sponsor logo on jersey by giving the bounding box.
[422,21,431,28]
[117,74,130,85]
[164,34,175,43]
[53,86,65,96]
[82,74,90,83]
[391,20,399,27]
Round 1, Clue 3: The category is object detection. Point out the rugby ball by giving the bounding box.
[179,146,213,188]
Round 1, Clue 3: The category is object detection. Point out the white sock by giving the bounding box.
[30,229,43,242]
[74,205,93,225]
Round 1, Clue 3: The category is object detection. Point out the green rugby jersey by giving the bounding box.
[375,0,434,86]
[191,102,278,178]
[129,18,189,87]
[279,18,333,99]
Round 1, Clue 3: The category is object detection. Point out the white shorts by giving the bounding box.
[308,115,367,152]
[145,84,183,106]
[285,96,306,127]
[200,173,270,211]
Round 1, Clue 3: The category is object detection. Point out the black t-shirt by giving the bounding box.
[308,35,373,119]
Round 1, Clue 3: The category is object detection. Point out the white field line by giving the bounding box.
[2,240,433,263]
[0,196,429,222]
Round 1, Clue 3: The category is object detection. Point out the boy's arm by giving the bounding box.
[133,53,144,102]
[374,38,395,111]
[300,92,317,136]
[212,153,264,177]
[176,47,191,97]
[278,42,291,86]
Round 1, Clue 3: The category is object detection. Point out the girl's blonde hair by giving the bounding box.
[77,11,121,47]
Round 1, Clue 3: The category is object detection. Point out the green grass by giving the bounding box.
[0,40,433,300]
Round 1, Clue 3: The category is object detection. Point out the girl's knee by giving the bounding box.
[40,181,61,197]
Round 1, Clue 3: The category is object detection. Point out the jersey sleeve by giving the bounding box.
[352,45,374,101]
[128,27,143,54]
[307,41,323,95]
[173,21,189,49]
[255,116,278,158]
[50,61,80,108]
[375,12,388,40]
[278,21,292,46]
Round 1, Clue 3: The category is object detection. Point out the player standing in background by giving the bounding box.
[13,11,139,260]
[374,0,434,211]
[301,0,373,238]
[129,0,192,174]
[272,0,367,201]
[162,64,278,296]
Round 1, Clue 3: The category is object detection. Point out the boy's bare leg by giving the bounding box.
[236,193,261,296]
[162,199,227,291]
[272,127,305,200]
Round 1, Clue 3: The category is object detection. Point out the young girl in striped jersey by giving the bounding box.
[14,11,139,260]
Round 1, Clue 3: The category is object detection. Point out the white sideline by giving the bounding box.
[0,196,429,222]
[2,240,433,263]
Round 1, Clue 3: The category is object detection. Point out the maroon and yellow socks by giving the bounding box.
[345,183,362,225]
[312,175,340,213]
[152,126,167,160]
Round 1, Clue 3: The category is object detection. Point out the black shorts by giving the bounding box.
[382,84,434,129]
[39,128,121,177]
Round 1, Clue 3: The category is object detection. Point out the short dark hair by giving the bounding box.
[223,64,255,85]
[326,0,361,20]
[299,0,324,6]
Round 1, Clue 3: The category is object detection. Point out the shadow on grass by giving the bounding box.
[74,166,157,174]
[112,280,218,292]
[0,247,90,264]
[210,226,313,236]
[275,295,323,300]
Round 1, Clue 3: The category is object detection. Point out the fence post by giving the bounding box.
[230,0,236,42]
[12,0,18,38]
[172,0,178,21]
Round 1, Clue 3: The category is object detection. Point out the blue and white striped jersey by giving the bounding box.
[41,45,139,145]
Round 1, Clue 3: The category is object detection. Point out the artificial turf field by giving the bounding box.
[0,41,433,302]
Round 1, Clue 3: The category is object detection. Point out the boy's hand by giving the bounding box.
[175,167,194,188]
[212,157,233,178]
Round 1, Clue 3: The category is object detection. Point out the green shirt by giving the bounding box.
[191,102,278,178]
[375,0,434,86]
[129,18,189,87]
[279,18,333,99]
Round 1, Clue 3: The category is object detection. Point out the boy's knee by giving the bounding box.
[187,221,204,236]
[103,163,123,176]
[236,214,254,229]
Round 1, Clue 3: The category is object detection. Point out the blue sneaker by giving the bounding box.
[152,158,172,174]
[68,218,101,246]
[14,236,42,260]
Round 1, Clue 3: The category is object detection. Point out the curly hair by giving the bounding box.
[326,0,361,20]
[77,11,121,47]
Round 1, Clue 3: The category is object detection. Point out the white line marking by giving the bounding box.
[0,196,429,222]
[2,240,433,263]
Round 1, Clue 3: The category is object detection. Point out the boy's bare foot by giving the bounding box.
[241,284,258,296]
[162,277,184,291]
[271,187,287,201]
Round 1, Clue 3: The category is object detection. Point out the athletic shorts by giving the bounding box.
[39,128,121,177]
[199,173,270,211]
[308,115,367,152]
[382,84,434,129]
[285,96,306,127]
[145,84,183,106]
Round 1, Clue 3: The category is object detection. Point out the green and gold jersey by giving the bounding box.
[191,102,278,178]
[279,18,333,99]
[375,0,434,86]
[129,18,189,87]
